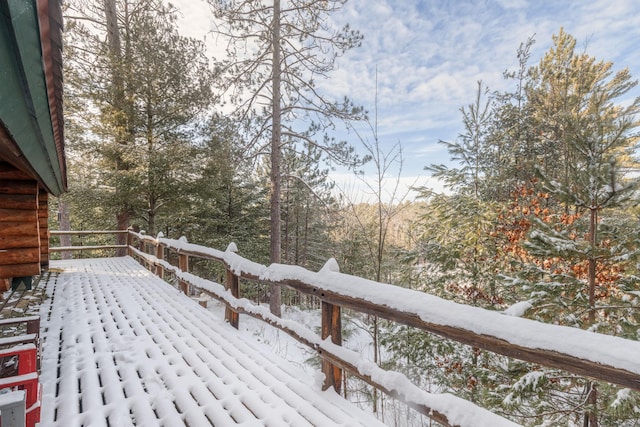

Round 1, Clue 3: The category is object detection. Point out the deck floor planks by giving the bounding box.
[38,257,384,427]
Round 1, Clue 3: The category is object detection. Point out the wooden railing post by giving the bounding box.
[225,268,240,329]
[25,318,39,337]
[155,242,165,279]
[178,251,189,295]
[26,317,41,370]
[321,301,342,393]
[138,236,145,254]
[126,230,134,257]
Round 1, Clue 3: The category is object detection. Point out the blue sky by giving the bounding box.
[173,0,640,198]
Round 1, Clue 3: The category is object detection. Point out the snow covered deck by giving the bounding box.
[39,257,384,426]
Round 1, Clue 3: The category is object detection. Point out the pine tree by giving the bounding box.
[411,30,640,425]
[423,81,505,306]
[64,0,215,236]
[187,115,271,265]
[208,0,365,315]
[519,28,640,333]
[280,143,336,270]
[504,29,640,427]
[487,35,537,200]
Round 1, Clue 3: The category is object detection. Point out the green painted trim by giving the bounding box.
[0,0,64,195]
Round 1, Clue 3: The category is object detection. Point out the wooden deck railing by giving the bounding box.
[49,230,640,427]
[49,230,128,256]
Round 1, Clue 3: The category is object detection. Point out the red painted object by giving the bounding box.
[0,341,41,426]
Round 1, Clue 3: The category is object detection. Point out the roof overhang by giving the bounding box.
[0,0,66,196]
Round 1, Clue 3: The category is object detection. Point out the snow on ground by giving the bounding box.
[38,257,386,427]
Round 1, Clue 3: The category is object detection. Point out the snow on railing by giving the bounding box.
[125,232,518,427]
[50,230,640,427]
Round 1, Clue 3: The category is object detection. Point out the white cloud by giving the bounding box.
[170,0,640,188]
[494,0,528,10]
[322,0,640,173]
[331,172,448,203]
[170,0,212,43]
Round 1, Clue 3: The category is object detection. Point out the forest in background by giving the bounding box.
[56,1,640,425]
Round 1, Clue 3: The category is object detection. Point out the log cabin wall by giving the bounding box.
[39,191,49,269]
[0,162,42,280]
[0,0,66,291]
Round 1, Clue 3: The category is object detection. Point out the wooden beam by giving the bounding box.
[0,187,42,277]
[0,222,39,237]
[127,231,134,257]
[38,191,48,268]
[0,235,40,250]
[0,248,40,265]
[0,263,40,278]
[0,175,42,278]
[0,209,35,222]
[123,232,640,393]
[49,245,128,252]
[225,269,240,329]
[178,253,189,295]
[0,163,32,181]
[0,181,37,195]
[0,194,37,210]
[155,243,165,278]
[321,301,342,393]
[50,230,129,236]
[38,214,47,230]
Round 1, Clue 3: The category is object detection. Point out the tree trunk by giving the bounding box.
[583,382,598,427]
[303,201,309,265]
[588,206,597,325]
[283,176,289,263]
[104,0,130,257]
[104,0,121,61]
[585,206,598,427]
[58,201,72,260]
[294,204,299,264]
[146,98,156,237]
[116,211,129,257]
[148,207,155,237]
[372,315,379,413]
[269,0,282,317]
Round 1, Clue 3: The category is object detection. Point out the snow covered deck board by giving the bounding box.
[39,257,383,427]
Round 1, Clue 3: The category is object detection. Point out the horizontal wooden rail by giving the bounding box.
[49,231,128,256]
[50,230,128,236]
[49,245,128,252]
[276,277,640,392]
[0,315,40,329]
